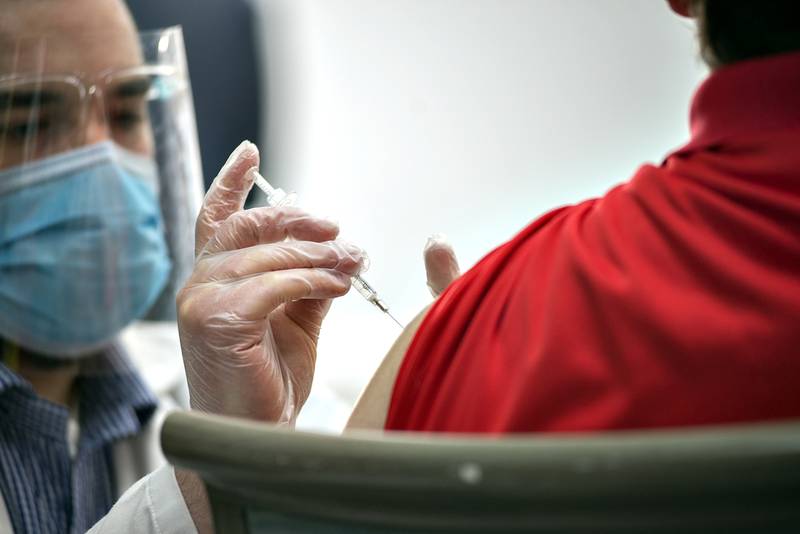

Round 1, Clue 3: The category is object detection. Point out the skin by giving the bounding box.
[346,306,432,430]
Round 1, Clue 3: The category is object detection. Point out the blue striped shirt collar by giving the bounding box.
[0,342,158,444]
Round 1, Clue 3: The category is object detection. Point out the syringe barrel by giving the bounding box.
[351,275,376,301]
[253,172,391,315]
[351,275,390,313]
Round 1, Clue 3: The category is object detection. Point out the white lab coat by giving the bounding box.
[0,322,197,534]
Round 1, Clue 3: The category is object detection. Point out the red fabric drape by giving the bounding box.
[386,52,800,433]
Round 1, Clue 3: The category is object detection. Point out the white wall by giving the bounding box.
[251,0,708,431]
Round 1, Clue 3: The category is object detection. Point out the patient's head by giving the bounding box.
[669,0,800,68]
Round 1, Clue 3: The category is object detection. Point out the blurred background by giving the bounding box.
[127,0,708,431]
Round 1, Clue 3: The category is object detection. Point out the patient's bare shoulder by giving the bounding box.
[345,305,431,431]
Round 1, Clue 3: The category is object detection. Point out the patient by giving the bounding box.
[349,0,800,432]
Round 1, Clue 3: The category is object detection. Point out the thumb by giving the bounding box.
[424,233,461,298]
[195,141,260,256]
[283,298,334,342]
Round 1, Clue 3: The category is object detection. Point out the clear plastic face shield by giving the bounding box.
[0,26,204,358]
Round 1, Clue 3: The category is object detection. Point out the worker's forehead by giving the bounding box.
[0,0,143,79]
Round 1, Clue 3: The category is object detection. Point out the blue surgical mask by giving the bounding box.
[0,142,172,358]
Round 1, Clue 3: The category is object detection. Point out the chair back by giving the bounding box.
[161,412,800,533]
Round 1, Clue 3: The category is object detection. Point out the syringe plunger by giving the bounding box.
[252,171,294,207]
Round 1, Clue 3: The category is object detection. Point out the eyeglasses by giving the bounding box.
[0,65,182,168]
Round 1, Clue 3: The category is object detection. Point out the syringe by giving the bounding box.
[252,171,404,329]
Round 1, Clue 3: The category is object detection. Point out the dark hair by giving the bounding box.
[692,0,800,67]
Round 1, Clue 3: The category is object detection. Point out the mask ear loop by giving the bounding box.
[2,340,20,373]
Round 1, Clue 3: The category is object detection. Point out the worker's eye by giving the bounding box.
[5,120,44,140]
[111,111,145,131]
[0,117,58,144]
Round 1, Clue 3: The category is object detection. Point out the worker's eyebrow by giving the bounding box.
[110,77,153,99]
[0,90,63,108]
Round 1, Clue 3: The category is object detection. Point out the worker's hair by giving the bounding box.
[692,0,800,68]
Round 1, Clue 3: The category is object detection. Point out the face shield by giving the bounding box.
[0,27,204,358]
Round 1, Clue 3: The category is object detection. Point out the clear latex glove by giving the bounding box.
[177,141,364,424]
[424,233,461,298]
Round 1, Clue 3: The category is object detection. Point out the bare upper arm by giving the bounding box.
[345,305,431,431]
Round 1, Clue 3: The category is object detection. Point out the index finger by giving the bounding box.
[195,141,260,256]
[200,206,340,257]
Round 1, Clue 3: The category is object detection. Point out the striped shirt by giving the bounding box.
[0,343,157,534]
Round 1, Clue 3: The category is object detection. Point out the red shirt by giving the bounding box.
[386,51,800,433]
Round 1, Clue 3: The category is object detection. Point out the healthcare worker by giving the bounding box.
[0,0,205,532]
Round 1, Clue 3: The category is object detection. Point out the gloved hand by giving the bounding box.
[177,141,364,424]
[424,233,461,297]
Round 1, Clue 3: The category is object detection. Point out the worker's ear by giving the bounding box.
[667,0,694,18]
